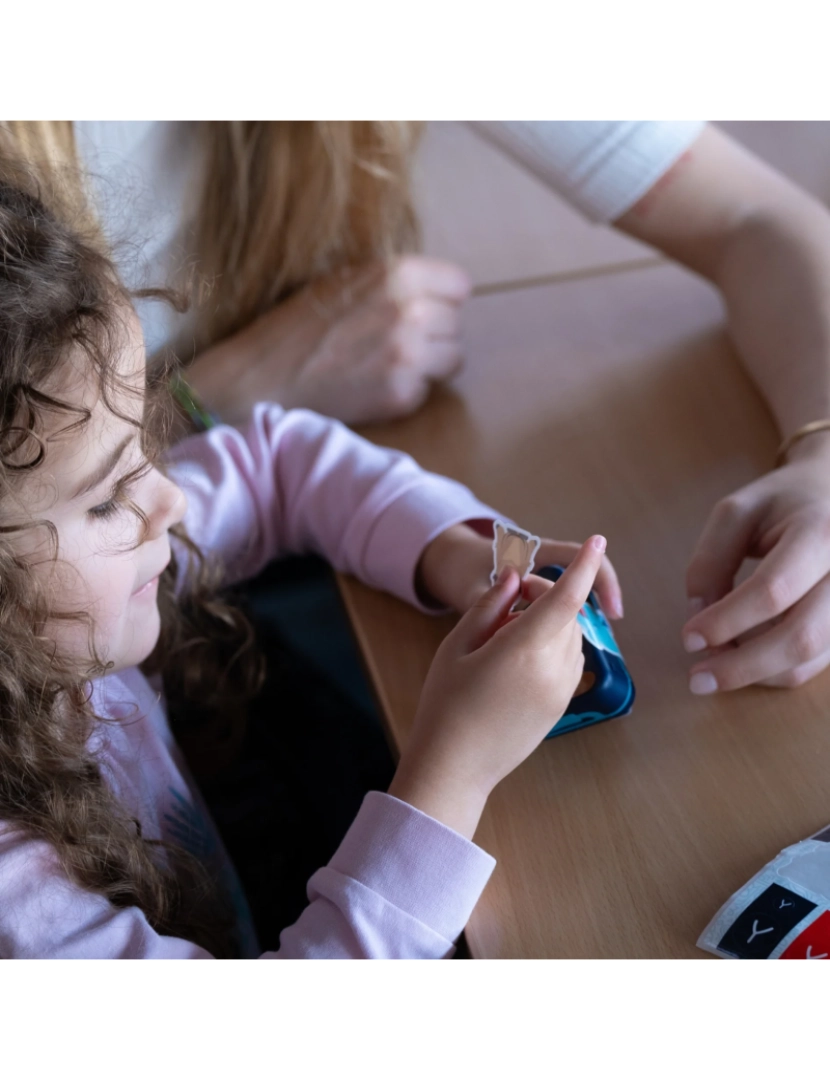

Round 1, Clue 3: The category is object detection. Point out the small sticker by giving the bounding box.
[490,519,541,585]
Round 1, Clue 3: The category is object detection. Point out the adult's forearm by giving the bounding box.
[715,201,830,440]
[615,125,830,445]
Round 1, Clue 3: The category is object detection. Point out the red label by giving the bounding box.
[780,910,830,959]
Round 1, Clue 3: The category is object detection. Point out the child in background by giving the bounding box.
[0,173,618,958]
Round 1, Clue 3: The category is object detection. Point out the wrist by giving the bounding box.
[388,754,490,841]
[185,339,241,420]
[416,524,493,612]
[187,327,298,424]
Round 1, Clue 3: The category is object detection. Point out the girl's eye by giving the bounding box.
[87,475,133,521]
[86,457,150,523]
[88,496,121,521]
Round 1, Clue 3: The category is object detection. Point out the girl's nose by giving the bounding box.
[146,472,187,539]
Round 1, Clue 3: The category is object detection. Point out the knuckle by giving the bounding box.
[713,494,748,524]
[779,667,810,689]
[787,621,824,667]
[715,665,747,693]
[756,573,792,617]
[561,589,586,617]
[711,650,761,691]
[386,332,414,369]
[402,297,432,329]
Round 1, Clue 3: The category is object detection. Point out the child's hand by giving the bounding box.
[417,522,623,619]
[390,536,607,839]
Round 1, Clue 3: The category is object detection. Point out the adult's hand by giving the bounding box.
[186,255,471,427]
[683,436,830,692]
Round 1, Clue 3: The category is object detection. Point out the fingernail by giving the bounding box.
[592,535,607,553]
[683,631,707,653]
[687,597,705,618]
[689,671,718,695]
[496,567,512,586]
[612,597,624,618]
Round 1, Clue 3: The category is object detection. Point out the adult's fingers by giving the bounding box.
[393,330,463,381]
[401,296,460,340]
[420,340,465,381]
[388,255,472,305]
[509,536,606,649]
[685,490,762,610]
[534,540,623,619]
[688,572,830,692]
[759,647,830,689]
[684,522,830,652]
[393,300,464,380]
[444,568,520,656]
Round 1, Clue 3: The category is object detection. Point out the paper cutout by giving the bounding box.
[490,519,541,586]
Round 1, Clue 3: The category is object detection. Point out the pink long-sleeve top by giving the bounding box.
[0,405,498,959]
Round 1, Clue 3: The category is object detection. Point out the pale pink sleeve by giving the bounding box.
[276,793,496,958]
[0,826,215,959]
[0,796,494,959]
[165,404,498,608]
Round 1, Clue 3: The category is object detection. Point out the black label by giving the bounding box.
[717,883,816,959]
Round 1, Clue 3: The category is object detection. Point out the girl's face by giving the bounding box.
[12,312,187,674]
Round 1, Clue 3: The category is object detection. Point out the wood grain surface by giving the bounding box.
[338,259,830,957]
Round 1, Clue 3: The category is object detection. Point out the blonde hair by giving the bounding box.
[2,121,423,352]
[0,122,100,236]
[194,121,422,347]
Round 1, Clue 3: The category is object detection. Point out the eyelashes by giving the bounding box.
[87,459,152,522]
[88,478,130,520]
[87,496,121,520]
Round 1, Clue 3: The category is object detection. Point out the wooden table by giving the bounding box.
[338,257,830,958]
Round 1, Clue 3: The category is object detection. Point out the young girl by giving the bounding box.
[0,174,615,959]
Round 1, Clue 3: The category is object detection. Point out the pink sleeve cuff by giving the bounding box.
[326,791,496,944]
[358,477,499,613]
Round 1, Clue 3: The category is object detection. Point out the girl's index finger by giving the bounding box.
[513,536,607,646]
[533,539,623,619]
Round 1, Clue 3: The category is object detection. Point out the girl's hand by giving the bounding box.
[683,438,830,693]
[186,256,471,427]
[417,522,624,619]
[390,536,606,839]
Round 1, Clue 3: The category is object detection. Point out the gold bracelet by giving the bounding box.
[776,419,830,467]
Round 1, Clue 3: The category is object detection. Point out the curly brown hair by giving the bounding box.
[0,162,262,956]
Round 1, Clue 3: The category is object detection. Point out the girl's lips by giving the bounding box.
[132,575,160,598]
[133,555,171,597]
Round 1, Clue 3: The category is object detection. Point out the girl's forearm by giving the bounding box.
[388,755,489,842]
